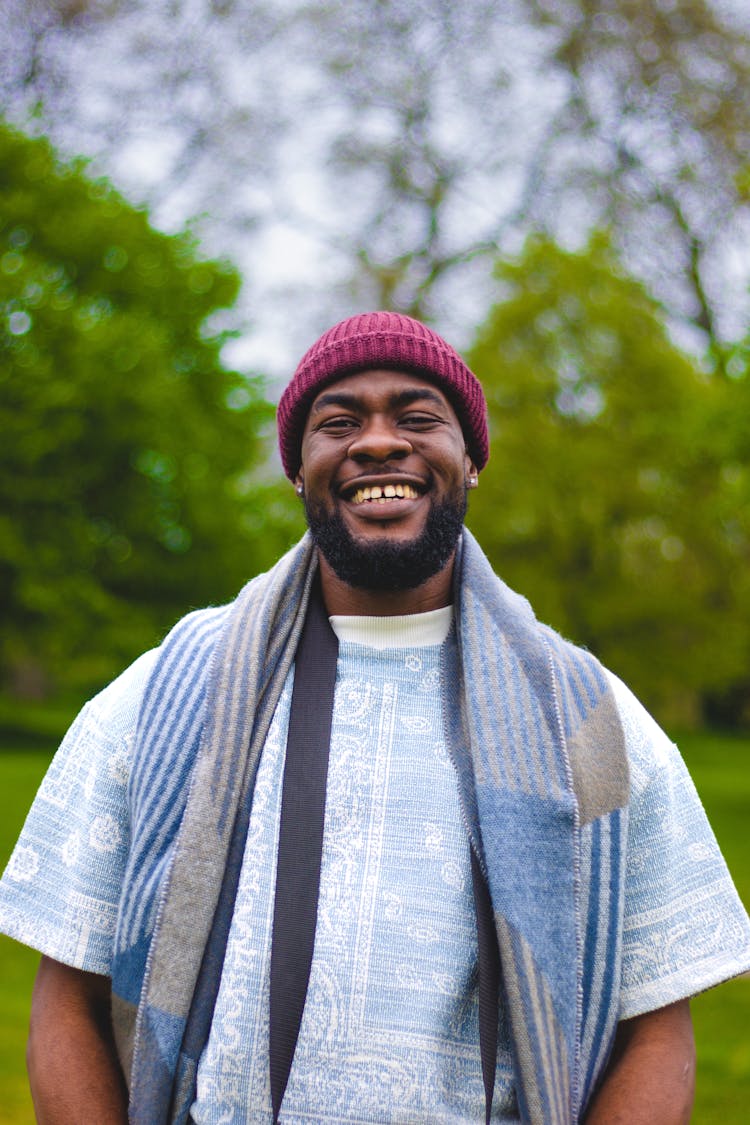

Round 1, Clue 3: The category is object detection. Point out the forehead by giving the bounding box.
[307,368,457,418]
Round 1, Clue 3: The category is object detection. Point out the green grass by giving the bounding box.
[1,731,749,1122]
[0,750,51,1125]
[679,730,750,907]
[691,979,750,1119]
[677,731,750,1120]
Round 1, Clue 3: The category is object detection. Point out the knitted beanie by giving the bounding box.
[277,311,489,479]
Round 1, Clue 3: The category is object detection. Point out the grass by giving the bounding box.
[1,731,749,1122]
[677,730,750,1121]
[0,751,52,1124]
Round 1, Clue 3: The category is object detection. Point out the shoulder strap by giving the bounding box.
[269,578,338,1122]
[269,584,499,1123]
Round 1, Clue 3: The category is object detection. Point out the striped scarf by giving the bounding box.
[111,530,628,1124]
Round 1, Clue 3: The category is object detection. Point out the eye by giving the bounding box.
[317,414,359,433]
[400,412,443,429]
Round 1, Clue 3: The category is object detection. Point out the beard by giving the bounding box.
[304,487,467,592]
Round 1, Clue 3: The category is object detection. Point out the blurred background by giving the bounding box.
[0,0,749,1120]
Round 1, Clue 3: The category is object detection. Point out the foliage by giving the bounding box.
[698,341,750,723]
[467,234,749,725]
[0,122,302,696]
[522,0,750,363]
[1,1,749,366]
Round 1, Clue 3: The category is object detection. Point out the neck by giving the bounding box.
[317,553,456,616]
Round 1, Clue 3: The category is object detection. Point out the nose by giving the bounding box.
[347,417,412,462]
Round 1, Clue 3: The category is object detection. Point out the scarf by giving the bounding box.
[110,530,629,1124]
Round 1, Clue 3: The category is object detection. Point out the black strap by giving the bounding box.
[269,582,499,1124]
[472,846,500,1124]
[269,580,338,1122]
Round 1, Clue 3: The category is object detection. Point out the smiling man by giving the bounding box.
[2,312,750,1125]
[296,368,477,611]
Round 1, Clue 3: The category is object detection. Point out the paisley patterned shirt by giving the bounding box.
[2,610,749,1122]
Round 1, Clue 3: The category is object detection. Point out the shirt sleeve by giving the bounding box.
[608,671,750,1019]
[0,648,158,975]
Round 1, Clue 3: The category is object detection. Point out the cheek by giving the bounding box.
[434,437,472,477]
[298,436,324,476]
[298,445,338,497]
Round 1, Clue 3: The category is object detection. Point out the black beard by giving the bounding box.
[304,489,467,592]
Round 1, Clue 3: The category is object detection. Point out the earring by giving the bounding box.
[468,475,478,488]
[295,484,304,497]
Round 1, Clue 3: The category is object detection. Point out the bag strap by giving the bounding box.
[269,585,499,1123]
[269,578,338,1122]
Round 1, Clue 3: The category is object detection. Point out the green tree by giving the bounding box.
[697,340,750,725]
[467,234,747,726]
[521,0,750,364]
[0,122,300,697]
[4,1,749,362]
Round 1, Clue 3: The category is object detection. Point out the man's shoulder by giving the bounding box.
[538,618,608,677]
[79,603,232,742]
[158,600,234,651]
[461,529,615,697]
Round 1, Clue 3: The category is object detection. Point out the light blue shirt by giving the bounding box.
[2,611,750,1122]
[194,613,515,1122]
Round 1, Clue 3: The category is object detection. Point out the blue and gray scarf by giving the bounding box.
[111,530,628,1124]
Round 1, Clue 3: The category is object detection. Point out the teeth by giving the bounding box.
[350,483,418,505]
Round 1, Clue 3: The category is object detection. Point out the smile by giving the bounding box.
[349,483,419,505]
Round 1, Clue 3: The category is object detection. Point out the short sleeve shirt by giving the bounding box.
[2,622,749,1122]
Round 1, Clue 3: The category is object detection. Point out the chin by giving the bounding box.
[306,493,467,593]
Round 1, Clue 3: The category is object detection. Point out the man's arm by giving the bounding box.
[583,999,695,1124]
[27,955,129,1124]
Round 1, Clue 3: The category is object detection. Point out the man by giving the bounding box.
[2,311,749,1124]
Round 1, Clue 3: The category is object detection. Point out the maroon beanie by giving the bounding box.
[277,311,489,479]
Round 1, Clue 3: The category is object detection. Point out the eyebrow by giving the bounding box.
[310,386,448,413]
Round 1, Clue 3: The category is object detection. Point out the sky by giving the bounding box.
[2,0,749,389]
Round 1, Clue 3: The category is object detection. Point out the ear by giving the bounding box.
[465,457,479,489]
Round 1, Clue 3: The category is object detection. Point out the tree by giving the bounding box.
[466,234,748,726]
[1,0,748,371]
[0,122,301,696]
[521,0,750,370]
[697,337,750,725]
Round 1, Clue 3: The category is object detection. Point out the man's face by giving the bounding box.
[296,369,477,591]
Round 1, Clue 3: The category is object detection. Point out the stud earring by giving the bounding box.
[468,475,478,488]
[295,484,304,497]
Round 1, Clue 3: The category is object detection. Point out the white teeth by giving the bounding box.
[350,483,419,504]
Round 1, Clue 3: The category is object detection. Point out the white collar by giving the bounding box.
[328,605,453,649]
